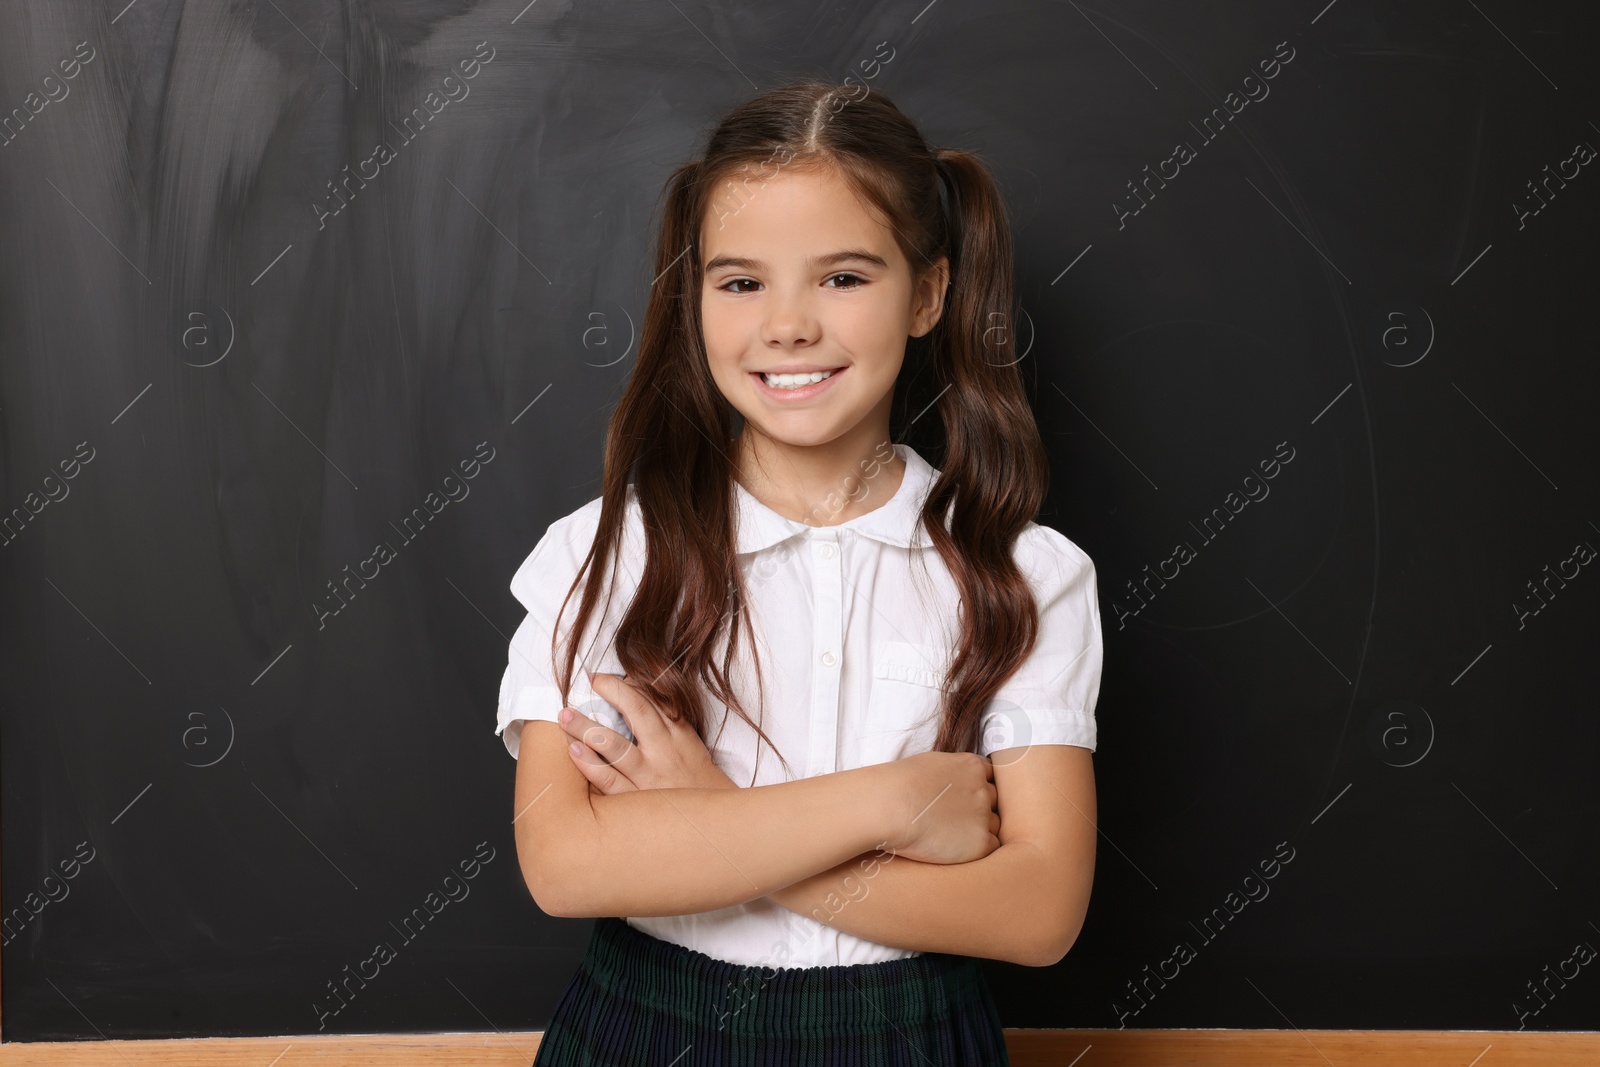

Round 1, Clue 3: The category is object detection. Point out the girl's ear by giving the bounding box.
[909,255,951,338]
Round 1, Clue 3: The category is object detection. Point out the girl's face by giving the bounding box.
[699,165,947,455]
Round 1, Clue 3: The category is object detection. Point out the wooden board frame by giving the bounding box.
[0,1028,1597,1063]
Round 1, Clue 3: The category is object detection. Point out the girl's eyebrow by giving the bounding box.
[703,248,890,273]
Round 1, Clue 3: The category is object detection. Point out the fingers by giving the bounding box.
[558,705,640,773]
[567,739,636,794]
[589,672,671,745]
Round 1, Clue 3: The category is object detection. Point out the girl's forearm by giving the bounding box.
[542,763,901,918]
[763,843,1066,967]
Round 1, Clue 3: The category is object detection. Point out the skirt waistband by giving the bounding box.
[580,916,993,1040]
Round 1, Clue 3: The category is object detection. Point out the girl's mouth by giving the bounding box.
[750,366,846,401]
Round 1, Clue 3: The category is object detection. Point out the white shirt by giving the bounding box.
[496,443,1103,968]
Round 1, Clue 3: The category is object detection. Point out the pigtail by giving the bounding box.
[920,147,1051,756]
[554,154,794,784]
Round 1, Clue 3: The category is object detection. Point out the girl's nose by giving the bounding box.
[761,293,819,347]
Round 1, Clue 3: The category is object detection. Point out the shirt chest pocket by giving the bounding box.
[860,640,948,766]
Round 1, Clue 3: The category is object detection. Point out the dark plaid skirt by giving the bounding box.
[531,916,1011,1066]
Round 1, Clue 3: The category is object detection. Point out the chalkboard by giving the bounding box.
[2,0,1595,1044]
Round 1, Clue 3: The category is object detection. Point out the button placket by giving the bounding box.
[805,529,844,778]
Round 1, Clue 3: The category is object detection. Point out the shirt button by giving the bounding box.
[821,651,837,668]
[820,543,836,560]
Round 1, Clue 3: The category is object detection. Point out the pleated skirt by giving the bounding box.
[531,916,1011,1066]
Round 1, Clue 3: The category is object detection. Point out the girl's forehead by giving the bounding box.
[699,169,898,264]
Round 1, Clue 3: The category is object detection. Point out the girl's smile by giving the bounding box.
[748,364,848,402]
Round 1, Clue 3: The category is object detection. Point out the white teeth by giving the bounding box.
[761,370,835,390]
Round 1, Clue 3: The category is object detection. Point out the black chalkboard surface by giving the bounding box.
[2,0,1596,1043]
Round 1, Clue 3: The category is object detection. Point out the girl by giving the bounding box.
[497,79,1103,1066]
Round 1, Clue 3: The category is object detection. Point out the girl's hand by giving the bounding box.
[558,672,738,795]
[882,751,1000,865]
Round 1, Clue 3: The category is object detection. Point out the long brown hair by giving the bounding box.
[549,80,1049,780]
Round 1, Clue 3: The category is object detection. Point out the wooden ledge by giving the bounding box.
[0,1027,1595,1064]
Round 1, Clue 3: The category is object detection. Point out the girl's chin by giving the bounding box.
[736,419,861,452]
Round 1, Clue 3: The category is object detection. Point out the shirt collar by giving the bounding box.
[733,443,940,555]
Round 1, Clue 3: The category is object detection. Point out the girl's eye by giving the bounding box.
[714,273,867,293]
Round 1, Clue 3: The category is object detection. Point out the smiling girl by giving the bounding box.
[497,80,1103,1065]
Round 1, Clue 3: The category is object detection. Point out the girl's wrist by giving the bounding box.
[848,761,909,855]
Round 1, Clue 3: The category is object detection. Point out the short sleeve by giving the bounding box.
[494,500,636,760]
[977,524,1104,756]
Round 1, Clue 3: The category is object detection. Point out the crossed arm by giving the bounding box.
[764,744,1096,968]
[512,716,1097,968]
